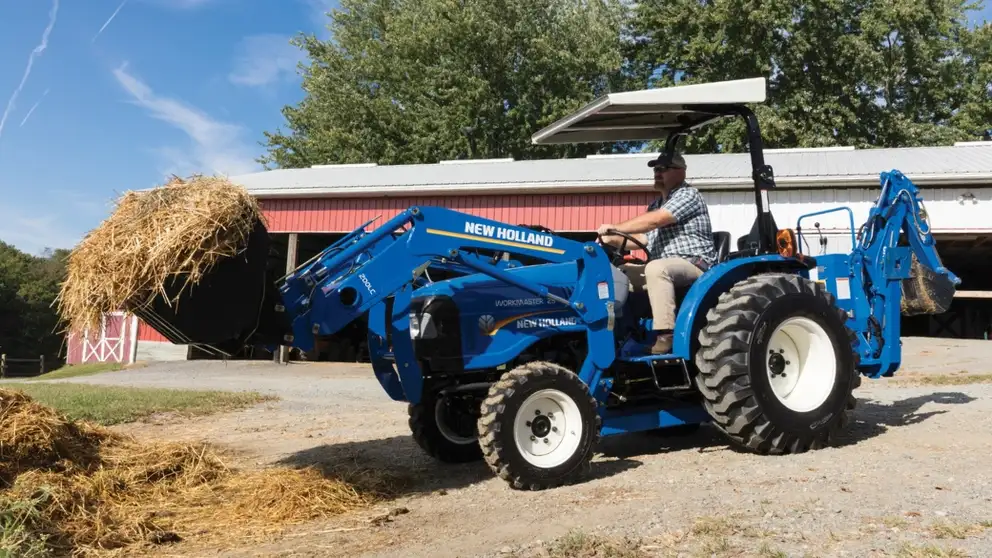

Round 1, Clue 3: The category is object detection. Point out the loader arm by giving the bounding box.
[803,170,960,378]
[275,206,619,363]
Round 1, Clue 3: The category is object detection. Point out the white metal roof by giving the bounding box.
[531,77,767,144]
[231,143,992,198]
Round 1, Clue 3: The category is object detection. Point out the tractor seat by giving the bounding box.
[712,231,731,263]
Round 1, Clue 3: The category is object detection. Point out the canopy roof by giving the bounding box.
[531,77,767,145]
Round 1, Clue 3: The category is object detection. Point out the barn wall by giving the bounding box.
[259,193,658,233]
[137,320,169,342]
[135,340,188,362]
[259,186,992,249]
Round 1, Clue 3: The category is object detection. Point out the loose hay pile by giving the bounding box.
[0,388,394,557]
[56,175,265,334]
[900,253,956,316]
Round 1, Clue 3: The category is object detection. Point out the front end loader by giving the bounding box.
[136,77,960,491]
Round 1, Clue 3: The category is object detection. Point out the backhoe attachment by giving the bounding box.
[800,170,960,378]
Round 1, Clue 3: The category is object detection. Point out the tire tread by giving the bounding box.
[693,272,861,454]
[477,361,601,490]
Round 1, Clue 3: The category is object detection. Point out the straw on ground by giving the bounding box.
[0,388,399,557]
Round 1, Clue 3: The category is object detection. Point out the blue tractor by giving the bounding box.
[135,77,960,490]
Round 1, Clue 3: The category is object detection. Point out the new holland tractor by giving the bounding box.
[136,77,960,491]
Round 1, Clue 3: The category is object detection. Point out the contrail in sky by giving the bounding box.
[20,88,50,127]
[0,0,59,144]
[93,0,128,42]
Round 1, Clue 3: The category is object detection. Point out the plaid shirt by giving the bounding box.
[644,181,717,267]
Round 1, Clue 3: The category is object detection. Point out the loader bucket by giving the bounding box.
[901,253,956,316]
[131,218,291,352]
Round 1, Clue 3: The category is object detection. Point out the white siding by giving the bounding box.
[135,340,188,362]
[706,186,992,255]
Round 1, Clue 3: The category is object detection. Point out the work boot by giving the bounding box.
[650,333,673,355]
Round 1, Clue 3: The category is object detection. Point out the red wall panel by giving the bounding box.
[137,320,168,342]
[259,193,657,233]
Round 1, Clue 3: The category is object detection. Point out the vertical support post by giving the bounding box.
[1,354,6,378]
[278,233,299,364]
[39,355,45,375]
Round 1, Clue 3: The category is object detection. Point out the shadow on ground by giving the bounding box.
[275,391,975,497]
[832,390,976,448]
[276,433,643,497]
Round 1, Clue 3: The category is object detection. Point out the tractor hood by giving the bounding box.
[530,77,767,145]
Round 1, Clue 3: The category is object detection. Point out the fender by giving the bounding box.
[672,254,812,360]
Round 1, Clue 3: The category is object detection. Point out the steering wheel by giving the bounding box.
[597,229,651,265]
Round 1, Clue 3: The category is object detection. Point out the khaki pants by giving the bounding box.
[621,257,704,330]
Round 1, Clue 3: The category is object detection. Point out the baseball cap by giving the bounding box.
[648,152,686,170]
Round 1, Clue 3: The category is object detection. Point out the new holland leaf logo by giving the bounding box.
[477,310,575,336]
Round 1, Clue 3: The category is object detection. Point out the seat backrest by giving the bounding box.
[712,231,731,263]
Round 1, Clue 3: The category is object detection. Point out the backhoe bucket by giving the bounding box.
[901,253,956,316]
[131,218,291,353]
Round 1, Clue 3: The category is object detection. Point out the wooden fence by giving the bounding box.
[0,354,46,378]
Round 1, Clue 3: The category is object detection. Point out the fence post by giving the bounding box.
[1,354,5,378]
[39,354,45,375]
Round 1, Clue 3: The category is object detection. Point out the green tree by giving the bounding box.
[628,0,990,153]
[259,0,641,168]
[0,243,69,371]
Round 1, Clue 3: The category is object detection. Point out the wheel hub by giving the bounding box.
[765,317,838,413]
[767,350,788,377]
[530,414,552,438]
[513,389,582,467]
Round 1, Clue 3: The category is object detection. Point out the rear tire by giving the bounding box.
[694,272,860,454]
[409,392,483,464]
[478,362,601,490]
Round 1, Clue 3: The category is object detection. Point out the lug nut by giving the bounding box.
[544,438,549,444]
[530,435,536,441]
[526,421,532,427]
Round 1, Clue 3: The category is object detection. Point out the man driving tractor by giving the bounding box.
[597,151,717,354]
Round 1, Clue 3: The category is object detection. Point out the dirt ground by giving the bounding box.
[58,337,992,557]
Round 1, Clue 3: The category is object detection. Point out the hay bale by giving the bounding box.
[0,388,394,556]
[56,175,266,334]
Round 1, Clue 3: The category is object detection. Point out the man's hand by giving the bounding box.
[596,224,616,237]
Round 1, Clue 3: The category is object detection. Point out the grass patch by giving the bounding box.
[0,383,275,425]
[928,520,989,540]
[28,362,126,381]
[896,543,970,558]
[539,531,649,558]
[0,493,51,558]
[894,373,992,386]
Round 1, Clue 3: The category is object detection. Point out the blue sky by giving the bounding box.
[0,1,989,257]
[0,0,336,256]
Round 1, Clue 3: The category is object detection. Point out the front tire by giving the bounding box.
[694,272,860,454]
[477,362,601,490]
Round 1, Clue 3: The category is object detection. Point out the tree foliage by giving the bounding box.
[259,0,641,168]
[629,0,991,153]
[261,0,990,166]
[0,243,69,370]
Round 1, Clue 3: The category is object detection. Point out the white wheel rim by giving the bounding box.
[435,399,476,445]
[765,317,838,413]
[513,389,583,468]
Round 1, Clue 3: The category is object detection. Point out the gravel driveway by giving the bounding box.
[50,337,992,557]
